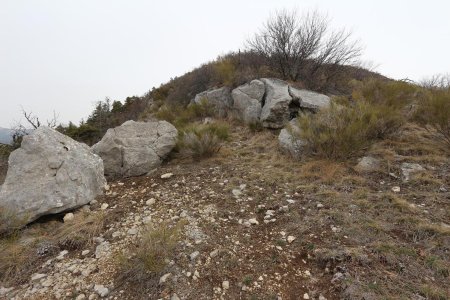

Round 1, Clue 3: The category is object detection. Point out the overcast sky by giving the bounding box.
[1,0,449,128]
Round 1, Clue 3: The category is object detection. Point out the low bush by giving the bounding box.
[296,101,404,160]
[414,89,450,147]
[178,122,229,159]
[116,223,182,286]
[154,98,215,130]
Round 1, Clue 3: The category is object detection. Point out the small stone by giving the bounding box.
[319,295,327,300]
[127,228,138,235]
[287,236,296,244]
[317,203,324,208]
[42,278,53,287]
[31,273,47,281]
[56,250,69,260]
[63,213,74,222]
[94,284,109,297]
[391,186,401,193]
[171,294,180,300]
[104,184,110,191]
[249,218,259,225]
[76,294,86,300]
[279,206,289,213]
[81,250,90,256]
[100,203,109,210]
[222,280,230,290]
[159,273,172,284]
[232,189,242,197]
[303,293,310,299]
[161,173,173,179]
[146,198,156,206]
[143,216,152,224]
[286,199,296,204]
[210,249,219,258]
[190,251,200,261]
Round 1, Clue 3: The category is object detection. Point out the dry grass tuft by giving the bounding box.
[115,222,184,290]
[178,122,229,159]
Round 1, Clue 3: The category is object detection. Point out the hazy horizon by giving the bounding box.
[1,0,449,128]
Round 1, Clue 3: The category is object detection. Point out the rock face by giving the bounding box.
[289,87,331,112]
[0,127,106,224]
[260,78,293,128]
[191,87,233,117]
[278,119,306,158]
[232,79,265,124]
[92,120,177,178]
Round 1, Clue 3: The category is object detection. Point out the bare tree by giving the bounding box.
[420,74,450,90]
[11,109,59,148]
[247,9,362,87]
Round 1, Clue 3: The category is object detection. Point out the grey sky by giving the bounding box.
[1,0,449,128]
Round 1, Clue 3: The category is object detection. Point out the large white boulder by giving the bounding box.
[232,79,265,124]
[191,87,233,117]
[92,120,177,178]
[289,87,331,112]
[260,78,293,128]
[0,127,106,224]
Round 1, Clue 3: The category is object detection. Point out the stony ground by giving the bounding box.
[1,124,449,300]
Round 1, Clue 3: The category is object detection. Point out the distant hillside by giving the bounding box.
[0,127,13,145]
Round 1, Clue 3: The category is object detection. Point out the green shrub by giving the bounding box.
[179,122,229,159]
[351,79,418,109]
[154,98,215,130]
[296,101,404,160]
[414,89,450,147]
[213,57,237,86]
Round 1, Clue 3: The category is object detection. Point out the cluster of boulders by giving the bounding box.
[190,78,330,157]
[190,78,330,129]
[0,120,178,226]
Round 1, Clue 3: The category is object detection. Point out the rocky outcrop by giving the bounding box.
[278,119,306,158]
[193,78,330,129]
[231,80,265,124]
[92,120,177,178]
[289,87,331,112]
[260,78,293,128]
[0,127,106,224]
[191,87,233,117]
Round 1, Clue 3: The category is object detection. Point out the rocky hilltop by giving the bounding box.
[0,77,449,300]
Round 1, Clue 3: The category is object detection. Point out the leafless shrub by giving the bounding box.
[247,9,362,89]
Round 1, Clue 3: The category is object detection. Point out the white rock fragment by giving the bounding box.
[287,236,296,244]
[222,280,230,290]
[303,293,310,299]
[391,186,401,193]
[146,198,156,206]
[100,203,109,210]
[161,173,173,179]
[249,218,259,225]
[159,273,172,284]
[94,284,109,297]
[31,273,46,281]
[63,212,74,222]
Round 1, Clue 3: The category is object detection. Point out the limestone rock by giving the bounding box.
[0,127,105,224]
[92,120,177,178]
[278,119,306,158]
[289,87,331,112]
[191,87,233,117]
[260,78,293,128]
[232,79,265,123]
[355,156,381,173]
